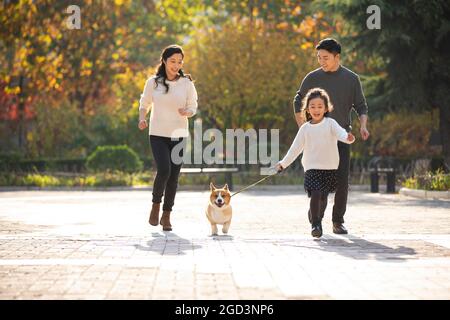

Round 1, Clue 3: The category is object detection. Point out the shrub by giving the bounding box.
[22,174,60,187]
[402,169,450,191]
[430,169,450,191]
[86,145,143,173]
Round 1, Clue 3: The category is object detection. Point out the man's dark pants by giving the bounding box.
[332,142,351,224]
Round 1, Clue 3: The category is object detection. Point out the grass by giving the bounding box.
[0,170,304,188]
[0,169,386,189]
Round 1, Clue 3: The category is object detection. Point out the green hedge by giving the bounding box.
[86,145,143,173]
[0,153,85,172]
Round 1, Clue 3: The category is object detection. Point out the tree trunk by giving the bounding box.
[17,75,25,151]
[439,103,450,170]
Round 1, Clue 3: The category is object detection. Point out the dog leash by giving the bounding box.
[230,170,281,197]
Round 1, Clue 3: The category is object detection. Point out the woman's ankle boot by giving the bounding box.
[149,203,160,226]
[160,210,172,231]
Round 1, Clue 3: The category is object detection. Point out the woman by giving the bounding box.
[138,44,198,231]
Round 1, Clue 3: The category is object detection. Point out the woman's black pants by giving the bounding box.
[150,135,185,212]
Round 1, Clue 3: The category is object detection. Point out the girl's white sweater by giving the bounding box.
[280,117,354,171]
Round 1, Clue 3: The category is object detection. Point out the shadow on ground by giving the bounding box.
[262,235,417,262]
[134,232,202,255]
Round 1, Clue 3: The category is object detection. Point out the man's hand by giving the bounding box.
[359,115,370,141]
[295,112,305,127]
[138,119,148,130]
[360,127,370,141]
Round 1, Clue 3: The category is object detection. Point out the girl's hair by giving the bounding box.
[154,44,193,93]
[301,88,334,121]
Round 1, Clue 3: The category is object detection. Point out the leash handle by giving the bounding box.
[230,170,281,197]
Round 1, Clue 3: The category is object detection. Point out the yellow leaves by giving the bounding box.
[112,53,120,60]
[299,16,316,37]
[27,132,34,142]
[80,69,92,77]
[276,22,289,31]
[17,46,27,61]
[81,58,93,76]
[81,59,93,69]
[292,5,301,16]
[36,56,45,64]
[114,0,131,6]
[301,42,313,50]
[115,27,125,36]
[38,34,52,46]
[5,86,21,94]
[48,77,57,88]
[319,31,329,39]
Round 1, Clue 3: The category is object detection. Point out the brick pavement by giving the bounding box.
[0,188,449,299]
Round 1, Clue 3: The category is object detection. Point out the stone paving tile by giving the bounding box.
[0,190,449,300]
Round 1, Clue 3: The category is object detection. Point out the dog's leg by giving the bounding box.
[211,224,218,236]
[222,221,231,234]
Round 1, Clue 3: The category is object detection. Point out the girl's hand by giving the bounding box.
[347,132,355,142]
[275,163,284,173]
[178,107,193,117]
[138,119,148,130]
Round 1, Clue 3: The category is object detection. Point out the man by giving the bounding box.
[293,38,370,234]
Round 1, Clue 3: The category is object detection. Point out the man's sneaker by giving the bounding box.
[333,223,348,234]
[311,223,323,238]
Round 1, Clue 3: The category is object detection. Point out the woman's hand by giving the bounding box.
[347,132,355,143]
[178,107,193,117]
[138,119,148,130]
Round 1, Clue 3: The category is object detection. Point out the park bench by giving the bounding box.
[180,167,239,190]
[370,167,396,193]
[369,157,396,193]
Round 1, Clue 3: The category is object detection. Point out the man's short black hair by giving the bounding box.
[316,38,341,55]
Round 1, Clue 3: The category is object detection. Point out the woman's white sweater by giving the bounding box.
[139,76,198,138]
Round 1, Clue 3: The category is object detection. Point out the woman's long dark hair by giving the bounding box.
[154,44,193,93]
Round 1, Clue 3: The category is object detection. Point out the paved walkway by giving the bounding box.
[0,188,449,299]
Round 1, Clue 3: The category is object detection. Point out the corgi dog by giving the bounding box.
[206,182,232,236]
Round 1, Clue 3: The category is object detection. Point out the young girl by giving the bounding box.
[138,44,198,231]
[275,88,355,238]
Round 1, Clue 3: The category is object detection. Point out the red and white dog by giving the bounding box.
[206,183,232,236]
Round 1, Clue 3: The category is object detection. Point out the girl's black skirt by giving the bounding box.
[304,169,338,197]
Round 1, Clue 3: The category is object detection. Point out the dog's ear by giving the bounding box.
[210,182,216,191]
[223,183,229,191]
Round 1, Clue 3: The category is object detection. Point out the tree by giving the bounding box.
[186,1,336,149]
[316,0,450,168]
[0,0,196,157]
